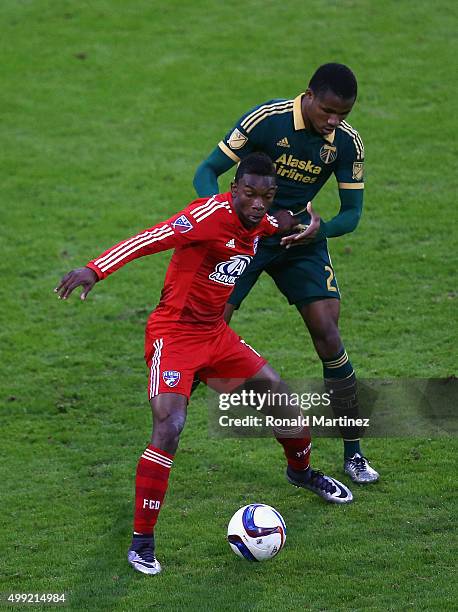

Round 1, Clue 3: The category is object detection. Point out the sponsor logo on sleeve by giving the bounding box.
[352,162,364,180]
[209,255,252,286]
[227,128,248,150]
[172,215,193,233]
[163,370,181,387]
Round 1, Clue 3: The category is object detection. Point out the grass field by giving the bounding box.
[1,0,457,610]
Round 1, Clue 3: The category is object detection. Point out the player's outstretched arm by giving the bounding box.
[322,188,363,237]
[280,203,321,248]
[54,202,220,299]
[54,267,98,301]
[193,147,235,197]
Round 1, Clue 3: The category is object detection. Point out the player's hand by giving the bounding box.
[272,209,297,233]
[280,202,321,249]
[54,267,98,300]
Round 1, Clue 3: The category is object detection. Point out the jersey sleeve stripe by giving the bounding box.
[338,182,364,190]
[337,122,365,160]
[340,120,364,145]
[245,105,294,134]
[98,230,174,272]
[240,100,293,132]
[240,100,293,130]
[192,197,231,219]
[193,201,231,222]
[218,141,240,162]
[192,196,218,215]
[94,226,172,267]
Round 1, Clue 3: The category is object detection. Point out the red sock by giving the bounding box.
[133,445,174,535]
[276,435,311,471]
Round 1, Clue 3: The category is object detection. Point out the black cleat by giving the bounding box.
[287,466,353,504]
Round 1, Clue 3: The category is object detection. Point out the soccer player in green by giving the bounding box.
[194,63,379,483]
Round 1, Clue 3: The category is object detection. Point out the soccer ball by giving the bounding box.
[227,503,286,561]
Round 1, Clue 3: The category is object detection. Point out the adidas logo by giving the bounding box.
[276,137,290,148]
[225,238,236,248]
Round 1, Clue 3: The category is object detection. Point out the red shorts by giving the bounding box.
[144,319,266,400]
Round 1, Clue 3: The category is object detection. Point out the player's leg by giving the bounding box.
[128,393,187,575]
[299,298,379,483]
[129,323,202,575]
[268,242,379,484]
[248,364,352,504]
[204,326,352,503]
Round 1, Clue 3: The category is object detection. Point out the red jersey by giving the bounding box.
[87,193,278,327]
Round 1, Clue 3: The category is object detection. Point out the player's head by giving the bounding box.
[309,63,358,100]
[231,153,277,229]
[303,63,357,137]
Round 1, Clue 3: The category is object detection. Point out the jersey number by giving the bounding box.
[325,266,338,293]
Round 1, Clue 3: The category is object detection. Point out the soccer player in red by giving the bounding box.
[55,153,352,576]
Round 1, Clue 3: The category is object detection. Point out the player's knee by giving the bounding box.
[153,410,186,449]
[313,327,342,357]
[254,365,282,391]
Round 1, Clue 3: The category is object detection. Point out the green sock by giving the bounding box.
[322,347,362,459]
[343,439,361,459]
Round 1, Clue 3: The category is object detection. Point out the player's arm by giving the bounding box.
[323,129,365,238]
[54,206,211,300]
[193,108,261,197]
[321,187,363,238]
[193,147,235,197]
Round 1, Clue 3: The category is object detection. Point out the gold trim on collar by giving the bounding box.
[293,94,306,130]
[293,93,335,144]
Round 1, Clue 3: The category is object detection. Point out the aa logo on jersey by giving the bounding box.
[172,215,193,233]
[227,128,248,150]
[209,255,252,286]
[352,162,364,180]
[163,370,181,387]
[319,144,337,164]
[253,236,259,254]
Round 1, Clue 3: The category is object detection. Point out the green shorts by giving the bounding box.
[228,239,340,310]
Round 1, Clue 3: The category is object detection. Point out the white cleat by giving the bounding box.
[128,537,162,575]
[344,453,379,484]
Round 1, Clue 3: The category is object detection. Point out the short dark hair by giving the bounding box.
[308,63,357,100]
[235,152,276,182]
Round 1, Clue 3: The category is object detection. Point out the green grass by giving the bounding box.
[1,0,457,610]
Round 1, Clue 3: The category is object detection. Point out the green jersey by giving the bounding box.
[218,94,364,230]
